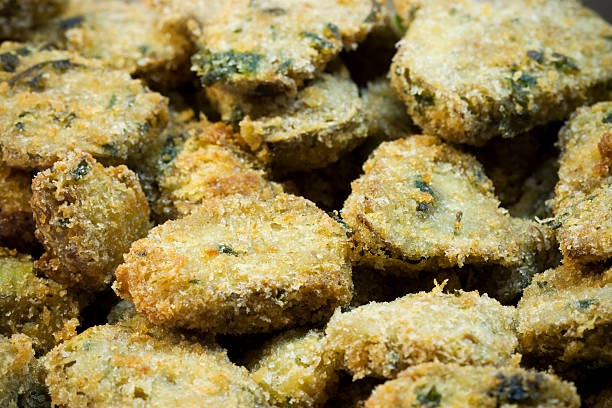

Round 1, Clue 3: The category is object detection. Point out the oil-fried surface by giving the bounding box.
[44,318,272,408]
[0,248,80,354]
[246,329,338,408]
[0,167,35,251]
[365,362,580,408]
[190,0,383,94]
[114,193,352,333]
[517,263,612,367]
[157,121,282,220]
[555,102,612,263]
[390,0,612,145]
[32,0,193,88]
[325,288,518,380]
[31,152,150,291]
[0,334,49,408]
[0,0,67,40]
[0,42,168,169]
[341,135,554,275]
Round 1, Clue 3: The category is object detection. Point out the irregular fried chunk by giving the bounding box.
[0,167,35,251]
[389,0,612,145]
[114,193,352,333]
[555,102,612,263]
[365,362,580,408]
[0,0,66,40]
[517,263,612,367]
[44,318,272,407]
[33,0,193,88]
[31,152,150,291]
[190,0,383,94]
[208,71,368,173]
[156,121,282,220]
[0,42,168,169]
[342,135,554,275]
[246,329,338,408]
[0,248,80,354]
[325,288,518,380]
[0,334,49,408]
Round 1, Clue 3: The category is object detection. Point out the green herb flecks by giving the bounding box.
[15,122,25,131]
[0,52,19,72]
[603,112,612,124]
[138,45,150,55]
[536,281,548,289]
[70,156,90,181]
[196,50,263,86]
[262,7,285,15]
[102,142,120,158]
[300,31,335,52]
[551,52,579,73]
[414,176,434,195]
[217,244,239,256]
[490,374,531,403]
[517,73,537,88]
[60,15,85,30]
[577,299,596,309]
[416,386,441,407]
[189,279,201,284]
[57,218,71,227]
[9,59,84,87]
[526,50,544,64]
[414,89,435,108]
[325,22,341,39]
[107,94,117,109]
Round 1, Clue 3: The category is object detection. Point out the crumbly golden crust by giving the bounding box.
[390,0,612,145]
[365,362,580,408]
[44,319,272,407]
[0,167,35,251]
[0,42,168,169]
[325,288,518,380]
[31,152,150,291]
[517,263,612,366]
[0,0,67,40]
[0,248,80,354]
[114,193,352,333]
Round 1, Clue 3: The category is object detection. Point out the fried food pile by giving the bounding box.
[0,0,611,406]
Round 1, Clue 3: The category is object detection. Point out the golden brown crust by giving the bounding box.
[114,193,352,333]
[31,152,150,291]
[0,167,35,251]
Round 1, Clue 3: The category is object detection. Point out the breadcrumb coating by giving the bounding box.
[0,0,67,40]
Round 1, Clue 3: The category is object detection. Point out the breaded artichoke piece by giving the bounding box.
[31,152,150,291]
[190,0,383,94]
[0,248,80,354]
[44,319,272,408]
[0,334,49,408]
[517,263,612,367]
[114,193,353,333]
[33,0,193,88]
[325,288,518,380]
[246,329,338,408]
[0,42,168,170]
[554,102,612,263]
[364,362,580,408]
[389,0,612,145]
[0,0,66,40]
[156,121,282,220]
[341,135,554,274]
[208,71,368,173]
[0,167,36,251]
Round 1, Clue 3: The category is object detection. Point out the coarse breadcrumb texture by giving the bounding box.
[517,263,612,366]
[0,42,168,169]
[389,0,612,145]
[114,193,353,333]
[341,135,554,274]
[325,288,519,380]
[0,0,67,40]
[210,71,368,173]
[0,334,48,408]
[246,329,338,408]
[364,362,580,408]
[0,167,35,251]
[31,152,150,291]
[43,318,272,408]
[33,0,193,88]
[0,248,79,354]
[190,0,383,94]
[555,102,612,263]
[157,121,282,219]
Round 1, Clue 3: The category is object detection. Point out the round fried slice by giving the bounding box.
[0,167,35,252]
[191,0,383,94]
[0,0,66,40]
[0,248,80,354]
[43,319,272,408]
[114,193,353,333]
[517,263,612,367]
[325,287,518,380]
[364,362,580,408]
[341,135,553,274]
[389,0,612,145]
[31,152,150,291]
[0,42,168,170]
[246,329,338,408]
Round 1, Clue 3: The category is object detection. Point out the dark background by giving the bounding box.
[585,0,612,22]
